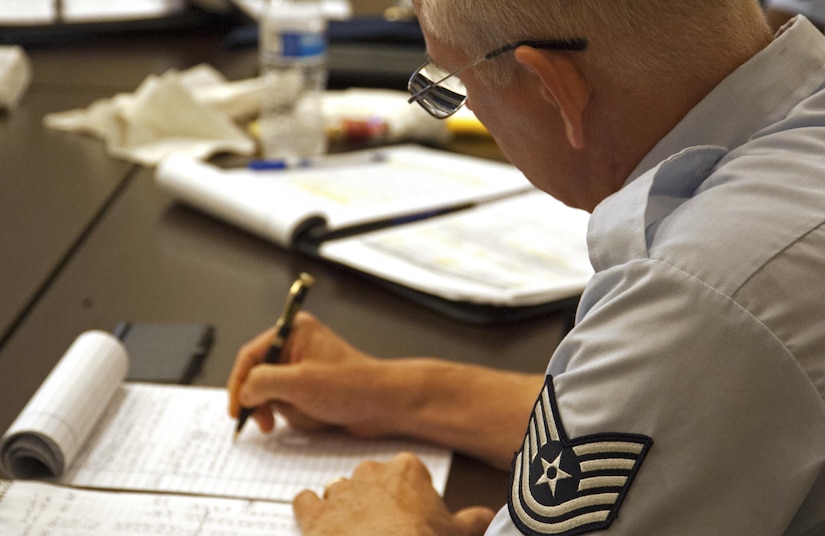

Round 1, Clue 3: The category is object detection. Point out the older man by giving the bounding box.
[228,1,825,534]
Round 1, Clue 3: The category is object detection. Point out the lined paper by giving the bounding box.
[2,330,451,511]
[62,384,452,501]
[0,480,299,535]
[1,332,453,534]
[0,331,128,479]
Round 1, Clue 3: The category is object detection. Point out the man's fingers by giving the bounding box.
[386,452,432,483]
[238,364,330,433]
[252,404,275,433]
[238,362,305,409]
[227,326,278,415]
[274,401,330,432]
[453,506,497,536]
[293,489,323,532]
[230,328,276,382]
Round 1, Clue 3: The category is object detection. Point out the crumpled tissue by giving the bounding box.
[0,46,32,111]
[44,63,454,167]
[43,64,261,166]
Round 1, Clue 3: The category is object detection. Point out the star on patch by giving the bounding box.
[508,375,653,536]
[535,452,571,496]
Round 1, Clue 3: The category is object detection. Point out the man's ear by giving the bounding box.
[514,46,591,149]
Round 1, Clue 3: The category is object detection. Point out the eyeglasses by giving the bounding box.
[407,38,588,119]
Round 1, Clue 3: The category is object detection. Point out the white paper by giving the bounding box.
[0,331,128,479]
[0,46,31,110]
[0,0,54,24]
[0,480,300,535]
[1,332,452,505]
[0,0,185,24]
[62,384,452,501]
[64,0,185,22]
[231,0,353,20]
[155,144,534,246]
[320,191,594,305]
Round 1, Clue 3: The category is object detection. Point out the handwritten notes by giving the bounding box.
[2,331,451,500]
[1,332,452,535]
[62,384,452,501]
[0,480,299,535]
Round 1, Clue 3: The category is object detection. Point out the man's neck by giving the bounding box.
[584,19,774,208]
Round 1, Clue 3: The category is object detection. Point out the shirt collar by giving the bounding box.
[625,15,825,185]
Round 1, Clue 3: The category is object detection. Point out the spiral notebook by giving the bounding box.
[155,144,593,322]
[0,331,452,534]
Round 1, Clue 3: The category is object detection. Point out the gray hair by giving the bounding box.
[417,0,768,88]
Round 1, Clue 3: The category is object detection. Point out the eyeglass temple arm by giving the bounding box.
[484,38,589,60]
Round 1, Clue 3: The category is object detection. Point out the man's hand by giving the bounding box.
[227,311,391,437]
[293,453,496,536]
[227,311,542,469]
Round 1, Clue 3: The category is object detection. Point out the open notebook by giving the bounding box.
[0,331,452,534]
[156,145,535,247]
[155,145,593,321]
[0,480,301,535]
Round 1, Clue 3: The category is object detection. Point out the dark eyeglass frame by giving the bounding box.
[407,38,588,119]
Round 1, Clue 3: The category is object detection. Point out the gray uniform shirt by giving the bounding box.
[764,0,825,25]
[488,16,825,536]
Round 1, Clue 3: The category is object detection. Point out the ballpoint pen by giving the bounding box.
[233,272,315,441]
[247,149,386,170]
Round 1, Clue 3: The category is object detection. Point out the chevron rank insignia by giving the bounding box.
[509,376,653,535]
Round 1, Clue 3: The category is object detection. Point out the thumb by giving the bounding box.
[453,506,497,536]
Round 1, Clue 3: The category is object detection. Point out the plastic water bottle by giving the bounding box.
[258,0,328,159]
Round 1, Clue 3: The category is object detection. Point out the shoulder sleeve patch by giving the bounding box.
[508,375,653,535]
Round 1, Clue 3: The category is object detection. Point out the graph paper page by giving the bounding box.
[61,384,452,502]
[0,480,299,535]
[0,331,127,479]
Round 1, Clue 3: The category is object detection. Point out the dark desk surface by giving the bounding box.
[0,15,423,339]
[0,80,131,344]
[0,14,569,514]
